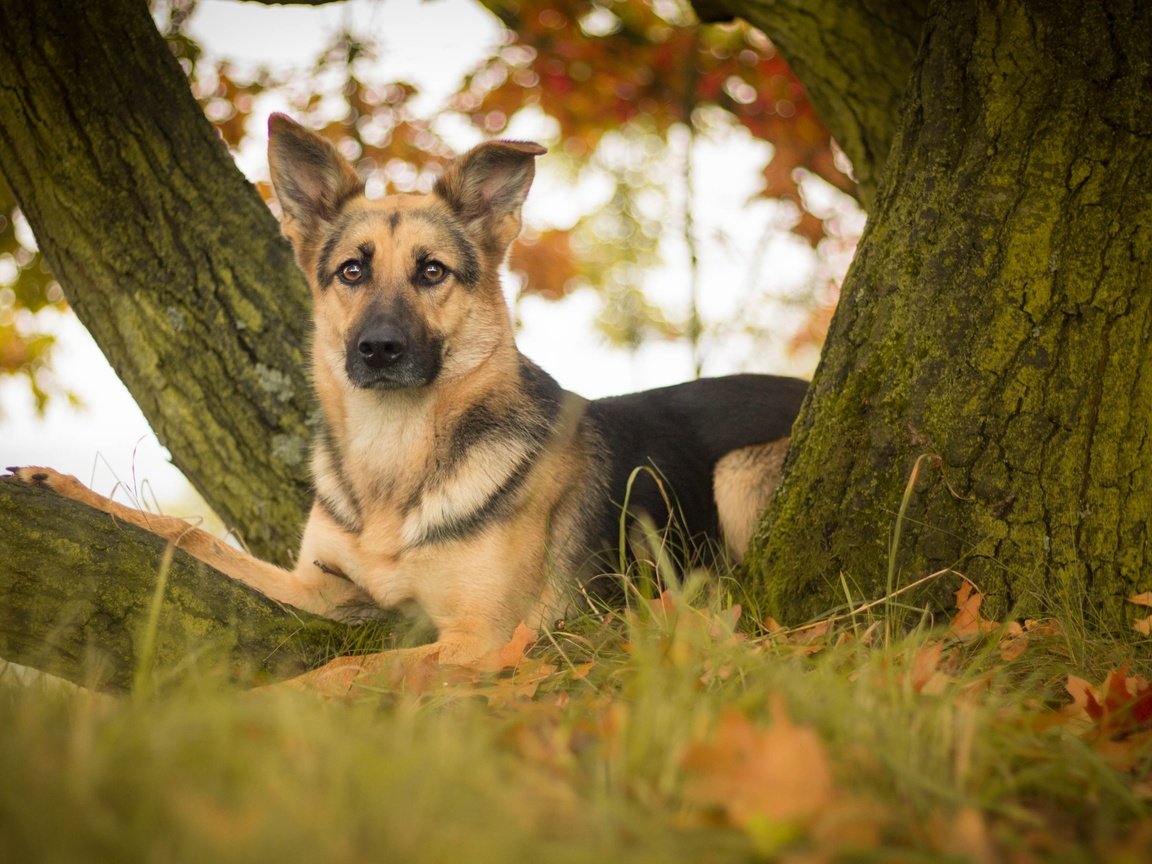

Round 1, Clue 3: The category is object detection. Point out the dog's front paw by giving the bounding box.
[8,466,95,505]
[8,466,63,488]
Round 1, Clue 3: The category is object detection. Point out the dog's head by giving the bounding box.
[267,113,544,391]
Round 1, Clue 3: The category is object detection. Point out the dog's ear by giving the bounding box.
[434,140,546,252]
[267,113,363,250]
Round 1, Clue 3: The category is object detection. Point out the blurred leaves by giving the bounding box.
[2,0,861,411]
[465,0,854,203]
[0,180,72,414]
[467,0,858,353]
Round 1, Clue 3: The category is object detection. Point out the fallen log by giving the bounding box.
[0,475,402,692]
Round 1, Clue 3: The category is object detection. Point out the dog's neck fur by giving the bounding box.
[311,314,559,551]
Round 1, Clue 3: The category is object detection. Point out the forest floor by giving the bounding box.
[3,568,1152,863]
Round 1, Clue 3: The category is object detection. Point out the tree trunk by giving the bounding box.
[0,0,313,564]
[747,0,1152,625]
[0,476,400,692]
[692,0,929,208]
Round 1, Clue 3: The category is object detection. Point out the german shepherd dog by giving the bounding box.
[15,114,806,680]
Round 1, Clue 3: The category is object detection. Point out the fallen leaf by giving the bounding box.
[681,697,834,829]
[998,621,1028,661]
[950,581,998,640]
[1127,594,1152,634]
[1065,665,1152,752]
[567,662,594,682]
[483,659,558,704]
[1083,665,1152,738]
[646,589,678,618]
[474,622,538,672]
[1064,675,1094,717]
[909,641,943,691]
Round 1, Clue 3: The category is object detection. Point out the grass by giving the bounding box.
[3,558,1152,864]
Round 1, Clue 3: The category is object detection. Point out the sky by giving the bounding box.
[0,0,833,512]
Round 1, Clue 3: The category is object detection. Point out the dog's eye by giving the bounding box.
[418,261,448,287]
[338,260,365,285]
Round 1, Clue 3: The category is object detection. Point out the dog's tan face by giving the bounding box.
[267,114,545,391]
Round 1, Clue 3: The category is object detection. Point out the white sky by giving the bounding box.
[0,0,831,513]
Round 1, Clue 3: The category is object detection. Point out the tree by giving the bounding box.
[733,0,1152,624]
[1,0,1149,688]
[0,0,315,564]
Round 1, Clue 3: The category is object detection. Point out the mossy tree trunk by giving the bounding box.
[0,477,385,691]
[0,0,313,564]
[745,0,1152,624]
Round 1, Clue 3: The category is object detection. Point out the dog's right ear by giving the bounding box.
[267,113,363,251]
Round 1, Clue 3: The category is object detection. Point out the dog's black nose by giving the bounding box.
[356,326,406,369]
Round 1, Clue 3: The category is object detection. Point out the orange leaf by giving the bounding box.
[509,229,579,300]
[910,641,946,693]
[645,589,678,618]
[997,621,1028,661]
[1064,675,1095,717]
[474,622,538,672]
[1128,593,1152,634]
[949,581,997,640]
[681,697,834,828]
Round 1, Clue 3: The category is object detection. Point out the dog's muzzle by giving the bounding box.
[345,315,441,390]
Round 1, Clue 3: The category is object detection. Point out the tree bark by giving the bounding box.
[0,0,313,564]
[692,0,929,208]
[747,0,1152,625]
[0,476,403,692]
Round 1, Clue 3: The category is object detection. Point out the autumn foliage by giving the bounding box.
[1,0,857,405]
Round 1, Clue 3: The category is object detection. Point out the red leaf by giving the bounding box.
[1070,664,1152,739]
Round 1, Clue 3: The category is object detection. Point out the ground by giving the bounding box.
[3,569,1152,862]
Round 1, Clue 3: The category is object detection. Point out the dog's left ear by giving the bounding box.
[434,140,546,252]
[267,113,363,256]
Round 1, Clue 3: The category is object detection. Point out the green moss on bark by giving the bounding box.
[748,0,1152,628]
[0,477,404,692]
[0,0,314,563]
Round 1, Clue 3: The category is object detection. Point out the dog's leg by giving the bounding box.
[10,466,374,620]
[712,438,790,562]
[265,623,511,698]
[260,644,443,697]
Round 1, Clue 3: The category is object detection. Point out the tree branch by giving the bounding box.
[692,0,929,208]
[0,476,403,692]
[0,0,314,563]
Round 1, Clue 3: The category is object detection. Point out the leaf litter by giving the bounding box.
[6,576,1152,862]
[321,578,1152,859]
